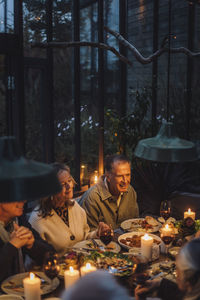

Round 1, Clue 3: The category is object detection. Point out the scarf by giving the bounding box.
[0,218,25,273]
[54,205,69,226]
[0,220,13,243]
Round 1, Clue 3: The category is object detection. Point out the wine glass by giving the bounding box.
[99,228,114,246]
[133,272,151,286]
[43,252,60,283]
[160,200,171,221]
[160,225,175,257]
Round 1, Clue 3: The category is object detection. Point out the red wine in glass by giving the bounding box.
[43,252,60,281]
[100,230,113,245]
[133,272,151,285]
[160,200,171,220]
[160,229,175,256]
[161,235,174,245]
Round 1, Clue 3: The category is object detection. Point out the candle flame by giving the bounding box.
[188,208,191,213]
[29,272,35,280]
[86,263,91,270]
[69,266,74,272]
[165,224,169,229]
[143,233,152,240]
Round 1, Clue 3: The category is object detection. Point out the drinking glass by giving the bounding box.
[160,200,171,220]
[160,227,175,256]
[43,252,60,282]
[133,272,151,285]
[99,228,113,246]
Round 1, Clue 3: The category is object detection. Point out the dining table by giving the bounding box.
[41,227,177,299]
[0,225,180,300]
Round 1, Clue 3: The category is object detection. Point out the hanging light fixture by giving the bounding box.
[134,121,198,162]
[0,136,61,203]
[134,0,198,163]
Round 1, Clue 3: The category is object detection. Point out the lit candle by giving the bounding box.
[64,266,80,288]
[80,263,97,276]
[94,175,98,184]
[141,234,153,261]
[161,223,173,235]
[184,208,196,220]
[23,272,41,300]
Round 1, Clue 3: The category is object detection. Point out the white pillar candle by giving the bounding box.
[64,266,80,288]
[23,272,41,300]
[80,263,97,276]
[141,234,153,261]
[184,208,195,220]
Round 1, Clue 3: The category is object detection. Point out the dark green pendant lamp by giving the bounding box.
[0,136,61,203]
[134,0,198,163]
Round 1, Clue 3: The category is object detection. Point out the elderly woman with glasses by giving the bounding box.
[29,163,110,256]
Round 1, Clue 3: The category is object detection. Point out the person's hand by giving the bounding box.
[134,279,161,300]
[195,230,200,239]
[10,223,35,249]
[97,222,112,237]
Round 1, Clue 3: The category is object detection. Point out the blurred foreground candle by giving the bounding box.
[80,263,96,276]
[184,208,195,220]
[23,272,41,300]
[64,266,80,288]
[141,234,153,260]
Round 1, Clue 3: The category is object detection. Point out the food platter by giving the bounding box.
[72,239,121,253]
[83,251,136,277]
[121,218,161,233]
[1,272,59,297]
[118,231,165,253]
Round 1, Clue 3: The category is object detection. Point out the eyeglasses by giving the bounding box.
[61,182,68,188]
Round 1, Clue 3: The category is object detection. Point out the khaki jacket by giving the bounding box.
[81,175,139,230]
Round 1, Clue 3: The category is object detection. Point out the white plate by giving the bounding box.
[0,295,23,300]
[121,218,161,233]
[73,239,121,253]
[1,272,59,297]
[149,261,176,282]
[118,231,165,253]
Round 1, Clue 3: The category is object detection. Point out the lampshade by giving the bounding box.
[0,136,61,203]
[134,121,198,162]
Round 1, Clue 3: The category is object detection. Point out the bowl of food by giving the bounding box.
[168,247,181,259]
[118,231,165,253]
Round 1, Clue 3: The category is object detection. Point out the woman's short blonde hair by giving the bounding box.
[38,162,76,218]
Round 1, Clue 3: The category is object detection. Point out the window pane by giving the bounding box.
[0,0,14,33]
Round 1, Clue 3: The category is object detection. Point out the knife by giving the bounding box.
[91,239,105,251]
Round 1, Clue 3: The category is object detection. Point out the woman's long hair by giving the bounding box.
[37,163,76,218]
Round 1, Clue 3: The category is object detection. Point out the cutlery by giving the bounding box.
[91,239,105,251]
[150,272,164,280]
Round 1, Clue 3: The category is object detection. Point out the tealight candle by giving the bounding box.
[80,263,97,276]
[141,234,153,261]
[184,208,196,220]
[23,272,41,300]
[64,266,80,288]
[161,223,173,235]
